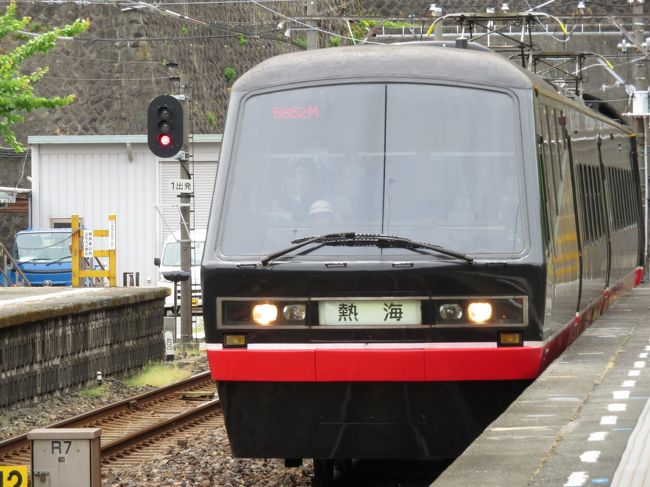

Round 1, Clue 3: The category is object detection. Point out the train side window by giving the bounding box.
[606,167,618,231]
[580,166,591,244]
[588,167,596,242]
[629,171,637,226]
[595,166,603,239]
[630,171,638,226]
[577,165,585,243]
[617,169,625,229]
[554,109,565,181]
[621,170,628,227]
[535,104,554,250]
[588,166,597,239]
[588,166,598,241]
[543,105,559,214]
[577,165,591,244]
[594,166,605,240]
[625,170,634,227]
[590,167,599,241]
[617,169,625,228]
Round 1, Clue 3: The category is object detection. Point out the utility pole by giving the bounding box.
[168,64,193,346]
[178,82,192,346]
[306,0,318,50]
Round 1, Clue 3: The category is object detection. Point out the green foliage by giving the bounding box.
[80,384,107,398]
[206,110,216,126]
[0,1,90,152]
[27,21,46,33]
[180,25,189,36]
[237,34,248,46]
[349,19,417,41]
[381,20,417,29]
[327,36,341,47]
[223,66,236,83]
[295,38,307,49]
[349,19,371,40]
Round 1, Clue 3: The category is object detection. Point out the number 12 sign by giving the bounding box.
[0,466,28,487]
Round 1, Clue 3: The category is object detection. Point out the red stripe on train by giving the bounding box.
[207,346,544,382]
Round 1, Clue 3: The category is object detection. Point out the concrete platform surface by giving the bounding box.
[433,285,650,487]
[0,287,169,327]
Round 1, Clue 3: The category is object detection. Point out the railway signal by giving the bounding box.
[147,95,184,158]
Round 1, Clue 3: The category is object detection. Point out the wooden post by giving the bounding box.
[71,214,81,287]
[71,214,117,287]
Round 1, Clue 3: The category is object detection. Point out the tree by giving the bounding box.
[0,1,90,151]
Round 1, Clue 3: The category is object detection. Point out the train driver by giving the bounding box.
[309,199,335,233]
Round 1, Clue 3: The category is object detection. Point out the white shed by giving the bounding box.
[28,134,221,286]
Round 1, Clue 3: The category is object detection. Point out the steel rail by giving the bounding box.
[101,399,220,459]
[0,370,213,461]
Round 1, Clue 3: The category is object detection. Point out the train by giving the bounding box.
[201,41,644,482]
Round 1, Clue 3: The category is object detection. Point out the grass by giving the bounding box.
[80,385,108,398]
[125,362,192,388]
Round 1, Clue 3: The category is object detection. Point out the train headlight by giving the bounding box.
[439,303,463,321]
[252,303,278,325]
[222,299,308,326]
[283,304,306,321]
[467,302,492,324]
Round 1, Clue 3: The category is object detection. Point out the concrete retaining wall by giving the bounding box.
[0,288,168,408]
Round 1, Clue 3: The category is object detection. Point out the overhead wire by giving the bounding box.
[113,0,307,49]
[250,0,382,45]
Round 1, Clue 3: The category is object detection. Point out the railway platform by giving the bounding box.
[433,284,650,487]
[0,286,168,408]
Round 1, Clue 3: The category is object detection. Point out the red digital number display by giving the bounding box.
[272,106,320,120]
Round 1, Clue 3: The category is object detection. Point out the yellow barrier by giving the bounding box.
[71,214,117,287]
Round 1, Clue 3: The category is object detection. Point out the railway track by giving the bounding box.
[0,371,221,469]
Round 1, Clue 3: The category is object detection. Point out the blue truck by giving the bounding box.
[1,229,72,286]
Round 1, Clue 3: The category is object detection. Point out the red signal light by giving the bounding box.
[158,134,172,147]
[148,95,183,158]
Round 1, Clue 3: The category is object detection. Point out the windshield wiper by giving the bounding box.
[261,232,356,266]
[260,232,473,266]
[45,255,72,266]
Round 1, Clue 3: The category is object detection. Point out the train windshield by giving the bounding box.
[219,83,524,257]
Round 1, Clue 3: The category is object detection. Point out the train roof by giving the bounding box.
[233,43,540,93]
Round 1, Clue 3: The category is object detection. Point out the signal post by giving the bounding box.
[179,101,192,346]
[147,92,193,346]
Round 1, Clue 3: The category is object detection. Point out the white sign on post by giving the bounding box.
[164,330,174,360]
[83,230,94,258]
[169,178,193,194]
[108,220,116,250]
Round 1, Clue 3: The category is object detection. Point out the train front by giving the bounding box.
[202,46,545,461]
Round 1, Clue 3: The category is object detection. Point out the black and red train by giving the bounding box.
[201,42,644,477]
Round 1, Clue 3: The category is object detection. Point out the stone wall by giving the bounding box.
[11,1,352,139]
[5,1,646,140]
